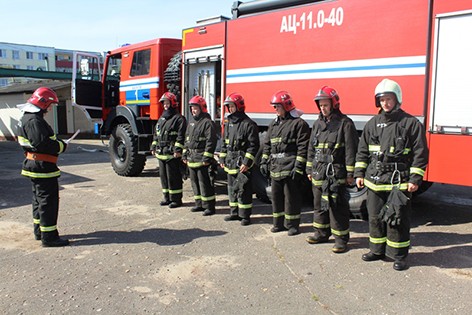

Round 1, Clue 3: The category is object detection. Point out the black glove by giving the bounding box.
[290,169,303,182]
[260,163,269,179]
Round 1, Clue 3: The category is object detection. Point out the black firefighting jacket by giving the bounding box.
[151,109,187,161]
[183,112,217,168]
[17,112,66,178]
[261,112,310,180]
[306,111,358,186]
[354,108,429,192]
[219,111,260,175]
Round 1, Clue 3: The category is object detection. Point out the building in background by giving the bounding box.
[0,42,103,140]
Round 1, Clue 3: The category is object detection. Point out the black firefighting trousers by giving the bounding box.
[31,177,60,241]
[189,165,215,211]
[367,189,412,260]
[271,177,301,229]
[227,172,253,219]
[312,185,350,244]
[159,158,183,203]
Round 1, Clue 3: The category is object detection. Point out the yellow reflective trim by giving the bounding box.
[188,162,204,168]
[331,228,349,236]
[285,214,301,220]
[368,145,381,152]
[169,189,183,194]
[364,179,408,191]
[201,195,216,201]
[162,189,169,193]
[245,152,255,160]
[58,140,65,154]
[270,170,291,178]
[273,212,284,218]
[346,165,354,172]
[410,167,425,176]
[306,161,313,167]
[355,161,368,169]
[296,156,306,163]
[229,201,238,207]
[40,225,57,232]
[271,137,283,143]
[369,236,387,244]
[194,195,202,200]
[238,203,252,209]
[175,142,184,149]
[21,170,60,178]
[262,154,269,160]
[313,222,330,229]
[224,139,230,144]
[220,152,227,158]
[33,218,40,224]
[157,154,174,160]
[386,239,410,249]
[203,151,214,158]
[312,179,323,186]
[224,166,238,175]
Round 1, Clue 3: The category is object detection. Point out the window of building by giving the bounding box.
[0,49,6,58]
[26,51,34,59]
[12,50,20,60]
[13,64,21,69]
[38,53,48,60]
[130,49,151,77]
[27,65,34,70]
[0,79,8,87]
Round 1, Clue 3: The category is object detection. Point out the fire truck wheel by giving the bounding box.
[109,123,146,176]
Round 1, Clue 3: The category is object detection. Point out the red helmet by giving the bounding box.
[189,95,208,113]
[271,90,295,112]
[224,92,245,111]
[314,86,340,110]
[159,92,178,108]
[28,87,59,110]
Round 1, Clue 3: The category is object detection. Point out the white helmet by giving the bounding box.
[375,79,402,107]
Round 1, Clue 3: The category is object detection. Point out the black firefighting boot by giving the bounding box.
[271,216,286,233]
[306,229,330,244]
[41,231,70,247]
[332,236,349,253]
[160,193,171,206]
[34,223,41,240]
[169,201,183,208]
[393,258,408,271]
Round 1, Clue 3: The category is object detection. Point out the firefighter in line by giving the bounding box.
[183,95,218,216]
[355,79,428,271]
[151,92,187,208]
[260,91,310,236]
[16,87,69,247]
[305,86,358,253]
[219,92,260,226]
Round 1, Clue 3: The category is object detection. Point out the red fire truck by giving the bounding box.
[73,0,472,213]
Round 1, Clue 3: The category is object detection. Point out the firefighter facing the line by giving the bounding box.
[355,78,428,271]
[17,87,69,247]
[183,95,218,216]
[260,91,310,236]
[151,92,187,208]
[219,92,260,226]
[306,86,358,253]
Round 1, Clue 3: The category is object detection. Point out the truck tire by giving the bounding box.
[109,123,146,176]
[164,51,182,101]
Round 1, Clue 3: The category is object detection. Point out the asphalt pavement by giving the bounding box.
[1,139,471,314]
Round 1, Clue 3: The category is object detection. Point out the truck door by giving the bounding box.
[427,9,472,186]
[182,47,224,135]
[71,52,103,124]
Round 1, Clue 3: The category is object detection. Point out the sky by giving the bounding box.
[2,0,236,53]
